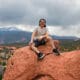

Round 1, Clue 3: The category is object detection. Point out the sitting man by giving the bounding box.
[29,19,60,60]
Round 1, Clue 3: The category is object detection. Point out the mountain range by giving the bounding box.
[0,27,79,44]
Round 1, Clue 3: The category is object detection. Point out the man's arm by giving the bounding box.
[30,31,36,43]
[43,32,49,38]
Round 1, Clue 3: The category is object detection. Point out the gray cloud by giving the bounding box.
[0,0,80,26]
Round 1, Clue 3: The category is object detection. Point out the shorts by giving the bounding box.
[33,38,46,47]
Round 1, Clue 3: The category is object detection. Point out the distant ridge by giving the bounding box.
[0,27,79,44]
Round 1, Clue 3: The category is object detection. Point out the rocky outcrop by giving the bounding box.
[3,40,80,80]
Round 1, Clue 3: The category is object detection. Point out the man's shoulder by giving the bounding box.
[33,27,39,31]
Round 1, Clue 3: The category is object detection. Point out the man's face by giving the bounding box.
[39,20,46,27]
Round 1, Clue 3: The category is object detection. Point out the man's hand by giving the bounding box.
[38,36,45,41]
[29,41,33,46]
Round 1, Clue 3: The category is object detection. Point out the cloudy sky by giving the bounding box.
[0,0,80,37]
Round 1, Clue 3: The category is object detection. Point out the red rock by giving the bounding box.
[3,41,80,80]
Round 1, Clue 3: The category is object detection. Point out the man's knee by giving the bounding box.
[46,36,52,41]
[54,40,60,49]
[29,43,35,49]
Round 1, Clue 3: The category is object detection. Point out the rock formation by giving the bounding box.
[3,40,80,80]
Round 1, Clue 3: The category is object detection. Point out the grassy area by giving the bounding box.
[0,42,28,48]
[1,39,80,52]
[60,39,80,52]
[0,75,2,80]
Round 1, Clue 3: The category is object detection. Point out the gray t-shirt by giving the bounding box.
[34,27,48,40]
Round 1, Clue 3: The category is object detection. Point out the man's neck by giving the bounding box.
[39,26,45,29]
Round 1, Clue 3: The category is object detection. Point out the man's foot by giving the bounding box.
[37,52,45,60]
[53,49,60,56]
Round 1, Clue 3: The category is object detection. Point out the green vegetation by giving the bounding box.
[0,75,2,80]
[1,62,6,66]
[60,39,80,52]
[1,39,80,52]
[1,42,28,49]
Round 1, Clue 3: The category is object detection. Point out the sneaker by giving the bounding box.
[37,52,45,60]
[53,49,60,56]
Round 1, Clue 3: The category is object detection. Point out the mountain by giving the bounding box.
[0,27,79,44]
[0,27,21,31]
[52,35,78,40]
[0,27,31,44]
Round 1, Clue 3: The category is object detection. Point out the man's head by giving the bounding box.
[39,18,46,27]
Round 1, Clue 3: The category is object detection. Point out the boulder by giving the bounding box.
[3,41,80,80]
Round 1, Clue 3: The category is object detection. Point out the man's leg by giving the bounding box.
[45,36,56,49]
[30,43,40,53]
[45,36,60,55]
[30,43,45,59]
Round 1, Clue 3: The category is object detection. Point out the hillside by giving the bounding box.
[0,27,78,44]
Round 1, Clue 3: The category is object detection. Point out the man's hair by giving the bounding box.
[39,18,46,27]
